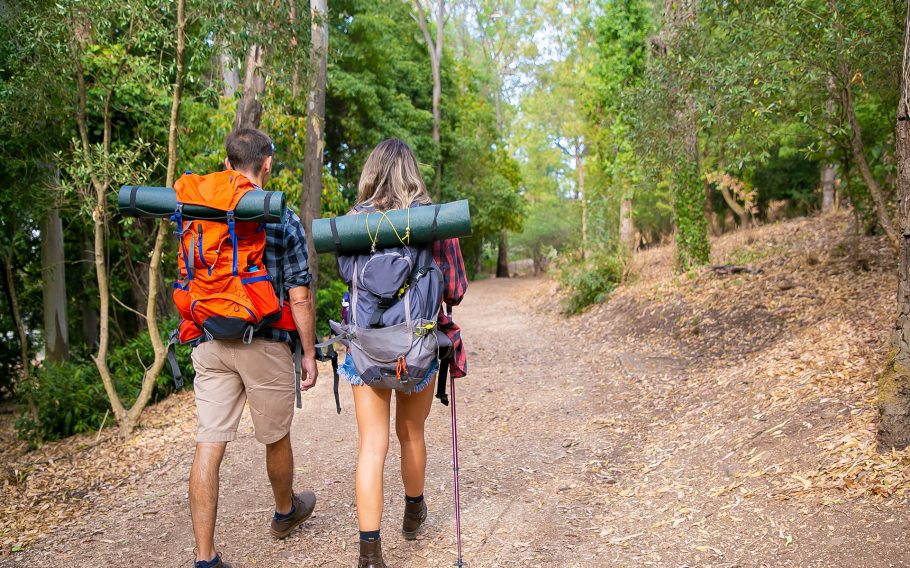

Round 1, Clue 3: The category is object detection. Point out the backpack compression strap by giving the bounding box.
[167,329,184,390]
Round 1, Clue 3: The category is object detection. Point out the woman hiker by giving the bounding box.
[336,139,468,567]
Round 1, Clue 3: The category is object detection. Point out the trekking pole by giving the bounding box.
[449,371,464,567]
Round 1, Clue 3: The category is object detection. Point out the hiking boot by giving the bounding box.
[269,490,316,539]
[193,554,231,568]
[358,538,389,568]
[401,499,427,540]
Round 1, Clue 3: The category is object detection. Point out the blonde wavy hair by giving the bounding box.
[355,139,432,211]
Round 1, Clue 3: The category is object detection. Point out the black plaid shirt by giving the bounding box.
[255,209,312,343]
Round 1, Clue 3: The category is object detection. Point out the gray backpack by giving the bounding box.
[328,211,450,394]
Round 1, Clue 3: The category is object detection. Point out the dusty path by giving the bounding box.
[4,274,910,567]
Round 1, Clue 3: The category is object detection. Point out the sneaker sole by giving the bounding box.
[269,507,315,539]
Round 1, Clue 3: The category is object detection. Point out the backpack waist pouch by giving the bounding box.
[344,319,443,393]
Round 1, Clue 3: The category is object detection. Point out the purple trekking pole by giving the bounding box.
[435,303,465,566]
[449,371,464,567]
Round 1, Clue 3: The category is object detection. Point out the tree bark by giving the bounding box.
[302,0,328,291]
[219,51,239,98]
[81,236,99,350]
[496,229,509,278]
[821,163,838,212]
[413,0,445,199]
[620,198,635,251]
[41,207,69,362]
[841,76,899,249]
[879,0,910,449]
[235,44,265,130]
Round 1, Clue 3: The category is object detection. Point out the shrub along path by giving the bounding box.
[3,214,910,566]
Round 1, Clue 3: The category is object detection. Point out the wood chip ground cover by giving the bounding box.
[1,211,908,566]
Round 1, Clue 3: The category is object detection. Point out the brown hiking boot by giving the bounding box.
[269,490,316,539]
[357,538,389,568]
[401,499,427,540]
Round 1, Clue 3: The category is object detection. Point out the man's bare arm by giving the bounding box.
[288,285,318,389]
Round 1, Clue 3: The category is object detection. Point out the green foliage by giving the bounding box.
[315,278,348,337]
[511,196,579,274]
[674,161,711,271]
[15,319,191,445]
[558,250,627,314]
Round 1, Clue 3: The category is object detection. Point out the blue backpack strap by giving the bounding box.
[226,210,238,275]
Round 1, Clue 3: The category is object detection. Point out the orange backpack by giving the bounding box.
[170,170,295,344]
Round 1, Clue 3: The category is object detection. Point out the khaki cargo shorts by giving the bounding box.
[191,338,295,445]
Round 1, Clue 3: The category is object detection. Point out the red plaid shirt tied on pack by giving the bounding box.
[433,238,468,378]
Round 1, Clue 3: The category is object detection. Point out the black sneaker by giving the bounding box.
[269,490,317,539]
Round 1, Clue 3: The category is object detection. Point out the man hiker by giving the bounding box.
[185,128,319,568]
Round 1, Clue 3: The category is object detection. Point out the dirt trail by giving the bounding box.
[3,273,910,567]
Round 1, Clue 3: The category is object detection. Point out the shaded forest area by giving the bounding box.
[3,0,910,491]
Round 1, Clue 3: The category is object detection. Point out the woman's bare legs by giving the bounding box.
[395,376,436,497]
[352,385,393,531]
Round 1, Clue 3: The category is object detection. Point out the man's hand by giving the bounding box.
[301,355,318,390]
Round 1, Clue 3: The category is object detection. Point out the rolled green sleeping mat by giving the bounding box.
[313,200,472,254]
[117,185,287,223]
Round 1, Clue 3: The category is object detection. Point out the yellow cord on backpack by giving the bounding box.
[365,207,411,253]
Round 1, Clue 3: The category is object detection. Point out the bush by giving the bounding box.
[558,251,627,314]
[15,318,192,446]
[316,279,348,337]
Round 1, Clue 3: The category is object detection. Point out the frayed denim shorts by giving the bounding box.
[339,353,438,394]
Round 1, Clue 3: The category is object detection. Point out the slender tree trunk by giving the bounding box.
[302,0,328,291]
[120,0,187,438]
[235,44,265,130]
[821,163,838,212]
[822,83,839,213]
[620,198,635,251]
[219,51,239,98]
[575,149,587,260]
[289,1,301,99]
[496,229,509,278]
[413,0,445,199]
[879,1,910,449]
[41,207,69,362]
[841,74,898,249]
[81,236,99,350]
[4,247,29,379]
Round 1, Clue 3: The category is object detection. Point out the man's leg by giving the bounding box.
[190,441,227,562]
[266,432,294,514]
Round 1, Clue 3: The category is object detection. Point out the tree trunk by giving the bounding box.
[620,198,635,251]
[575,148,587,260]
[235,44,265,130]
[879,1,910,449]
[302,0,328,291]
[81,236,99,350]
[219,51,239,98]
[841,79,899,249]
[413,0,445,200]
[822,83,839,213]
[121,0,188,438]
[41,207,69,362]
[821,163,838,212]
[496,229,509,278]
[4,247,29,379]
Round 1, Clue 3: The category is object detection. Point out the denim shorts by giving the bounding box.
[339,352,438,394]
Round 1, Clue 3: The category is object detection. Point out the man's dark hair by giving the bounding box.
[226,128,273,173]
